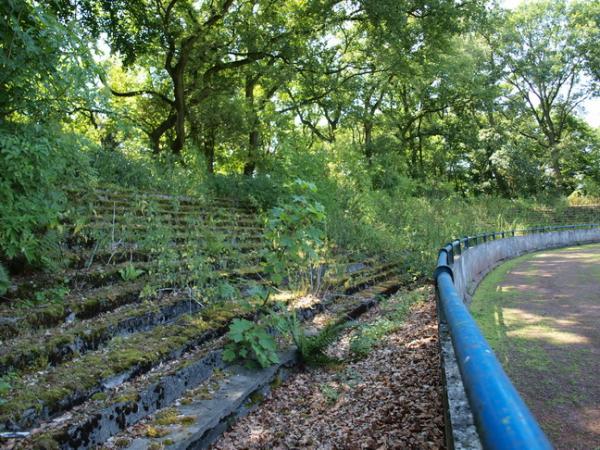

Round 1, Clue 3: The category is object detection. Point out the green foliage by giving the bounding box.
[0,264,9,296]
[89,147,210,197]
[276,307,349,367]
[0,373,17,407]
[264,179,327,287]
[119,263,144,282]
[296,321,349,367]
[0,0,98,120]
[223,318,280,369]
[32,286,69,306]
[0,124,95,268]
[319,383,341,404]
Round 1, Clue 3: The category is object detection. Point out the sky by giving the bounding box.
[501,0,599,128]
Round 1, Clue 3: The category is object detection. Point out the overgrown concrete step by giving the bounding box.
[0,269,271,341]
[112,276,398,450]
[0,300,252,431]
[84,208,263,223]
[63,245,264,270]
[85,211,264,230]
[0,281,144,340]
[68,229,266,249]
[0,292,203,377]
[58,258,265,291]
[325,258,398,287]
[0,271,274,378]
[122,351,298,450]
[325,259,399,289]
[5,261,149,299]
[11,342,227,449]
[89,188,248,209]
[82,221,264,236]
[353,276,404,300]
[89,195,251,213]
[13,293,303,448]
[7,262,397,449]
[335,261,403,294]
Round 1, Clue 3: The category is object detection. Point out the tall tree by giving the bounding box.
[495,0,598,188]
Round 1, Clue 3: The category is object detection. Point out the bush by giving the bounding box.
[0,123,95,270]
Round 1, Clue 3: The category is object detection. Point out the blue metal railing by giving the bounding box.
[435,223,600,450]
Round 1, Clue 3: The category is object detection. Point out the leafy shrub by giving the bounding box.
[89,147,210,198]
[0,123,95,269]
[264,179,327,287]
[223,318,280,369]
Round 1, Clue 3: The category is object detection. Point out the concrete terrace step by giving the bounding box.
[88,196,252,214]
[343,265,402,294]
[85,212,262,228]
[86,201,258,217]
[82,221,264,236]
[63,246,264,270]
[324,260,403,294]
[325,260,398,287]
[0,303,247,431]
[0,281,145,340]
[68,229,265,250]
[89,188,249,209]
[5,254,266,305]
[0,272,270,341]
[114,278,402,450]
[0,292,203,376]
[8,273,404,449]
[0,272,277,378]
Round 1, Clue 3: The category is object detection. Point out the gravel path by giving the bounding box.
[212,287,444,450]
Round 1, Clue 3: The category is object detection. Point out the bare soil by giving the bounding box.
[473,244,600,450]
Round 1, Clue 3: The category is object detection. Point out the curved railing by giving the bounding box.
[435,224,600,450]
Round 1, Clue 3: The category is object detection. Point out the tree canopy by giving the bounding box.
[0,0,600,197]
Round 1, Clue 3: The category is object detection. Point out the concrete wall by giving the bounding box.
[441,227,600,450]
[453,228,600,305]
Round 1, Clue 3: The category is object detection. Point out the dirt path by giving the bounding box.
[212,287,444,450]
[471,243,600,450]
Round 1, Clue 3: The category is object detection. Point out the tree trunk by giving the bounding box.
[170,63,186,154]
[364,121,373,161]
[203,130,216,174]
[149,114,177,154]
[243,75,260,176]
[549,141,563,189]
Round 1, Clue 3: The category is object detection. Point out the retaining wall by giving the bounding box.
[453,228,600,305]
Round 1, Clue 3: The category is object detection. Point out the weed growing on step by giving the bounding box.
[223,317,280,369]
[263,179,327,291]
[223,180,330,369]
[319,383,341,404]
[0,373,17,406]
[119,263,144,281]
